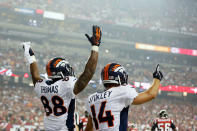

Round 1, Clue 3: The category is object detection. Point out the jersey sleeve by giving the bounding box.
[124,86,138,107]
[151,119,158,131]
[34,83,39,95]
[34,79,44,96]
[61,77,76,99]
[151,123,157,131]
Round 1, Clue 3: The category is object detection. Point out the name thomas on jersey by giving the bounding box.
[41,85,58,93]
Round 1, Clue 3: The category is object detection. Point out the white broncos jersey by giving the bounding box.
[34,76,77,131]
[86,85,138,131]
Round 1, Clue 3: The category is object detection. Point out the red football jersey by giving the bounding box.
[151,118,176,131]
[80,116,88,131]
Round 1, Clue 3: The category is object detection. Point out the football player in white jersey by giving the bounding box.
[22,25,102,131]
[85,63,163,131]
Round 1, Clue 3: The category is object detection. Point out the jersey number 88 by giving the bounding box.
[41,95,67,116]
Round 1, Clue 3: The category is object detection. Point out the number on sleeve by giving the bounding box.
[90,101,114,130]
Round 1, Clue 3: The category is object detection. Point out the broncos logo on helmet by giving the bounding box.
[101,63,128,86]
[46,57,74,79]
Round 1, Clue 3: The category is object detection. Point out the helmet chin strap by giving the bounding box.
[117,75,121,85]
[60,72,65,78]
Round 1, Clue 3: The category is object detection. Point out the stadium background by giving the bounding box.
[0,0,197,130]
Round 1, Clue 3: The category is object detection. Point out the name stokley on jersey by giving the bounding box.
[86,85,138,131]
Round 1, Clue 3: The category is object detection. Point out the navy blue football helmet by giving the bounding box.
[101,63,128,86]
[46,57,74,79]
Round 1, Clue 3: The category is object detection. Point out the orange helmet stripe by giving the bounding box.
[53,59,62,67]
[46,60,52,76]
[103,63,111,80]
[112,64,120,71]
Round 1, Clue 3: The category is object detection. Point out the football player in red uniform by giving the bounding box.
[79,111,89,131]
[151,110,177,131]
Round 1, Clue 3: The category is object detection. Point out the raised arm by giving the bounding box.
[73,25,102,95]
[22,42,41,86]
[132,65,163,105]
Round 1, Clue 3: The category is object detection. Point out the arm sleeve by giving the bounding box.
[62,77,76,99]
[124,86,138,106]
[171,121,176,130]
[34,79,44,96]
[151,122,158,131]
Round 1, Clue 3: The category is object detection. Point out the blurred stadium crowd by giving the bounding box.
[0,87,44,130]
[0,39,197,87]
[1,0,197,34]
[0,38,197,130]
[0,0,197,130]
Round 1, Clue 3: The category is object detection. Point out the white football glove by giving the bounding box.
[22,42,36,64]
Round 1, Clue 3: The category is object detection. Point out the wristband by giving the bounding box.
[28,55,37,64]
[91,46,99,52]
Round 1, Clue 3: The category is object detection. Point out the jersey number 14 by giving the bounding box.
[91,101,114,130]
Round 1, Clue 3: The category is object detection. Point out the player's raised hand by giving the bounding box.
[22,41,36,64]
[85,25,102,47]
[153,64,163,81]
